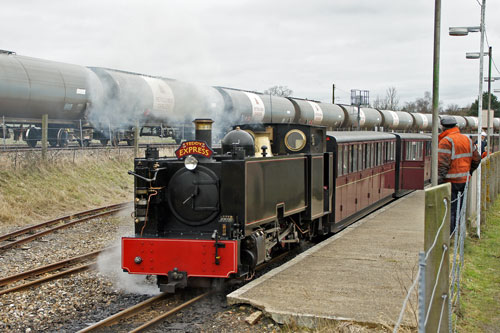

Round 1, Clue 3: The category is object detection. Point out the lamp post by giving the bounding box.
[431,0,441,187]
[448,0,486,237]
[466,48,500,155]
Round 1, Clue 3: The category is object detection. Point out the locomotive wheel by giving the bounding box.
[57,129,69,147]
[26,127,40,148]
[100,139,109,146]
[26,139,37,148]
[78,139,90,147]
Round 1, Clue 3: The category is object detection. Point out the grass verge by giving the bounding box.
[456,199,500,332]
[0,151,134,227]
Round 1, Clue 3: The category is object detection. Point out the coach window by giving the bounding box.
[348,145,353,173]
[389,141,396,161]
[376,142,381,166]
[372,143,376,167]
[416,141,423,160]
[343,145,349,175]
[358,144,364,170]
[405,142,412,160]
[366,144,371,169]
[337,146,343,176]
[363,143,370,169]
[370,143,377,168]
[352,144,358,172]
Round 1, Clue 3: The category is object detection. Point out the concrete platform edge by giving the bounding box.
[227,192,418,326]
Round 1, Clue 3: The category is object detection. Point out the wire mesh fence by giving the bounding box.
[394,152,500,332]
[0,145,176,170]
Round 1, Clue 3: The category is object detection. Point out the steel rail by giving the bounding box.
[0,248,107,287]
[0,262,93,296]
[78,292,210,332]
[0,204,130,251]
[77,293,168,332]
[0,203,129,243]
[130,292,210,332]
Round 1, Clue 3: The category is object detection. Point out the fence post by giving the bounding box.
[79,119,84,149]
[418,251,426,333]
[424,184,451,332]
[2,115,6,150]
[41,114,48,161]
[481,159,487,225]
[134,120,139,158]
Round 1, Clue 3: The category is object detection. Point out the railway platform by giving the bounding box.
[227,190,424,328]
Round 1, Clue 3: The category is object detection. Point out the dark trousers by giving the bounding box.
[451,182,466,234]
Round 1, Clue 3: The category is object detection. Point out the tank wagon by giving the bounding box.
[2,50,500,148]
[411,113,433,132]
[0,50,102,147]
[0,51,224,147]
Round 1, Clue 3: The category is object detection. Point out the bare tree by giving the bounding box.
[263,85,293,97]
[402,91,438,113]
[443,103,468,115]
[385,86,400,110]
[371,87,399,110]
[372,95,385,109]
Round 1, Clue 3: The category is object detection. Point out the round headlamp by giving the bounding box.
[184,155,198,171]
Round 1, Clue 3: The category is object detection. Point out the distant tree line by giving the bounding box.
[264,85,293,97]
[264,85,500,117]
[371,87,500,117]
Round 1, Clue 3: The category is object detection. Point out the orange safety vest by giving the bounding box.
[438,127,474,183]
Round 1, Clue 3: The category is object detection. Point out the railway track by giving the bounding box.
[0,249,108,296]
[78,292,210,332]
[0,202,131,251]
[75,253,289,332]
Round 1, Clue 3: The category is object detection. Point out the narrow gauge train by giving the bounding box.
[122,119,431,292]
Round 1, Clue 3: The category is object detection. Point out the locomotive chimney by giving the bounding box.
[193,119,214,148]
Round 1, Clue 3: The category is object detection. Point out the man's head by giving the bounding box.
[440,116,457,129]
[481,131,486,139]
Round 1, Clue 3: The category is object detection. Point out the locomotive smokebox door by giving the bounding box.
[167,166,219,226]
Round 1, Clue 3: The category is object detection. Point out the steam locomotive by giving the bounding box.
[121,119,431,292]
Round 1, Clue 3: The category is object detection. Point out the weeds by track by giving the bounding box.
[0,143,176,153]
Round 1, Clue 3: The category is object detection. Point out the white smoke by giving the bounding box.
[96,221,160,296]
[85,68,236,143]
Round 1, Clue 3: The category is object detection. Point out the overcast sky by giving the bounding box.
[1,0,499,108]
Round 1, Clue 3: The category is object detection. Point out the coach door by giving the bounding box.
[401,140,425,190]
